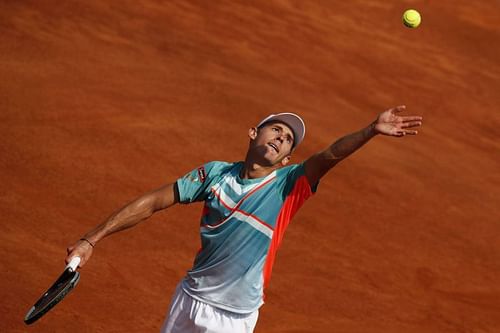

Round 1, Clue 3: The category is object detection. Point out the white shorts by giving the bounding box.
[160,283,259,333]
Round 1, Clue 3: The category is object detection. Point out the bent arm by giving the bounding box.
[66,182,180,266]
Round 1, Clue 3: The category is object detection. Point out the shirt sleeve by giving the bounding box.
[176,161,224,204]
[278,162,319,200]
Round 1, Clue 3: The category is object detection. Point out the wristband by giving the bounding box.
[80,237,95,248]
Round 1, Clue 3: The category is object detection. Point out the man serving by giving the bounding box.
[66,105,422,332]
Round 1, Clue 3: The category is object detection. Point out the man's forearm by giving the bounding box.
[326,122,378,163]
[304,106,421,185]
[80,183,178,246]
[82,195,157,246]
[66,183,178,267]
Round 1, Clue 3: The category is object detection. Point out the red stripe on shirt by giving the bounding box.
[232,207,274,231]
[211,187,234,211]
[204,176,276,229]
[262,175,314,291]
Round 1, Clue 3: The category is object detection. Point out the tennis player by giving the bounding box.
[66,105,422,332]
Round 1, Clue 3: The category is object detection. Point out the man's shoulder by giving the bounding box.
[204,160,240,169]
[275,162,305,177]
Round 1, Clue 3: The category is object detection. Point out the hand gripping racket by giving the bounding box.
[24,256,81,325]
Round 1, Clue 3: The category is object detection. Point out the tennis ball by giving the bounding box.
[402,9,421,28]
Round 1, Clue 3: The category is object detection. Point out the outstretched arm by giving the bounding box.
[65,182,180,267]
[304,105,423,185]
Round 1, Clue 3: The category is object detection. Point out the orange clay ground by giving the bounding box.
[1,1,499,332]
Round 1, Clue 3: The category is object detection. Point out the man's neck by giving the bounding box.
[239,160,281,179]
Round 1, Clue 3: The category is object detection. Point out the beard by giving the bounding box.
[250,144,288,167]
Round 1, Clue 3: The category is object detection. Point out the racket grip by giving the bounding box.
[66,256,81,272]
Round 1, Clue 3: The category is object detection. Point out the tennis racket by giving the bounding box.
[24,256,81,325]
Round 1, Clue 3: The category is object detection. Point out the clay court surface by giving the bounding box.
[1,1,499,332]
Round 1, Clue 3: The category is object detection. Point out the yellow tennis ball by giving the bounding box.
[402,9,421,28]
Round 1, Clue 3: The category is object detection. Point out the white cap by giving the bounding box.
[257,112,306,148]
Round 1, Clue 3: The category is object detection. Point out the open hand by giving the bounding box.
[374,105,423,137]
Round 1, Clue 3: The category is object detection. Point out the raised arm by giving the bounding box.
[304,105,423,185]
[65,182,180,267]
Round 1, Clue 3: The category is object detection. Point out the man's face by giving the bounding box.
[249,121,295,166]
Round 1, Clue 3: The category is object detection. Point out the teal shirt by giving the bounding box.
[176,161,317,313]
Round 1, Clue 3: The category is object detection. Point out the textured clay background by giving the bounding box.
[1,1,499,332]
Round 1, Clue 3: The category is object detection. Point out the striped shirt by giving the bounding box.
[176,161,317,313]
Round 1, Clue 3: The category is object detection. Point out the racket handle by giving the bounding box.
[66,256,81,272]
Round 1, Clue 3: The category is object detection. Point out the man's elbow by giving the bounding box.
[151,182,179,212]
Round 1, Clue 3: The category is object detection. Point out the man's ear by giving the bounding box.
[248,127,258,140]
[280,155,291,166]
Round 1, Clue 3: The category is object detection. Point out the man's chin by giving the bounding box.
[250,147,283,166]
[265,155,286,167]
